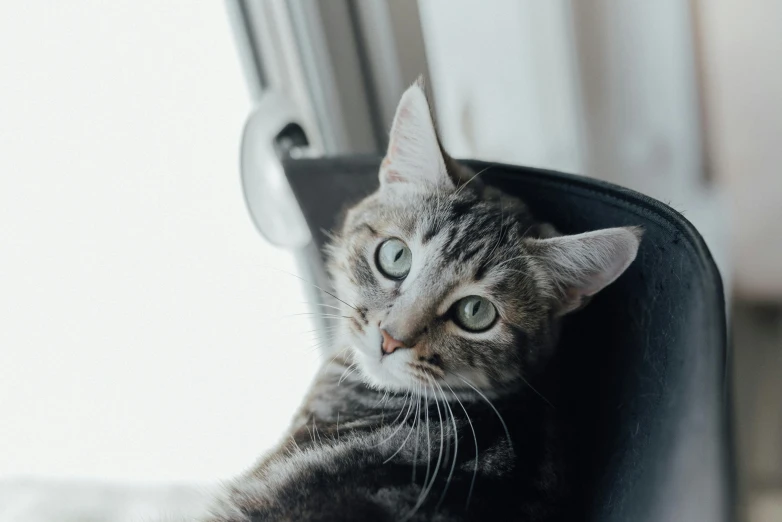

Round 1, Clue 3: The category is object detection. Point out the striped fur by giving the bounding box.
[200,82,640,521]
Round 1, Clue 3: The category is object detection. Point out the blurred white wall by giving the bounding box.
[419,0,731,295]
[696,0,782,301]
[0,1,318,483]
[419,0,583,174]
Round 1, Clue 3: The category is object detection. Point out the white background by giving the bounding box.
[0,1,318,483]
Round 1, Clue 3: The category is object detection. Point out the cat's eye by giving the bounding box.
[453,296,497,332]
[376,238,412,279]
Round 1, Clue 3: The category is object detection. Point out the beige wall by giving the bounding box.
[696,0,782,300]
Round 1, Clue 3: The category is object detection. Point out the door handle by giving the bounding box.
[240,90,315,248]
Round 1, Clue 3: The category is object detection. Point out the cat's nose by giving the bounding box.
[380,329,407,355]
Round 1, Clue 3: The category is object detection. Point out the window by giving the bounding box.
[0,2,318,482]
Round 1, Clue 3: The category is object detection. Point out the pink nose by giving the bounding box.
[380,329,406,354]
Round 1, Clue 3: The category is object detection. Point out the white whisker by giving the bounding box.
[338,362,358,385]
[286,312,353,320]
[373,392,414,448]
[384,384,420,463]
[421,385,432,495]
[444,380,479,509]
[412,386,421,483]
[459,377,513,453]
[451,165,493,199]
[325,347,351,367]
[434,379,458,510]
[405,377,445,521]
[273,268,359,311]
[520,374,555,408]
[301,302,345,312]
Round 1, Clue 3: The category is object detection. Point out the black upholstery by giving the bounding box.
[282,156,734,522]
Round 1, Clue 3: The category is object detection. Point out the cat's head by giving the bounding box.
[326,81,641,394]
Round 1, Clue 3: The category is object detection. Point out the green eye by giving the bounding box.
[453,296,497,332]
[376,238,412,279]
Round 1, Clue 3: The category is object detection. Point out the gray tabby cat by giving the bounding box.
[204,82,641,521]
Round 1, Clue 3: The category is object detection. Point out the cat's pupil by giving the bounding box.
[394,249,403,262]
[471,300,481,316]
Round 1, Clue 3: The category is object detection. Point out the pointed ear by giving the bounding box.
[380,80,453,191]
[528,227,643,316]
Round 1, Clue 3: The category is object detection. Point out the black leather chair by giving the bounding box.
[281,156,734,522]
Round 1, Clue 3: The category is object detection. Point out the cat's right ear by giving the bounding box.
[379,80,453,192]
[527,226,643,316]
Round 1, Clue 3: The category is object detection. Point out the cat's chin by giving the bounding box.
[349,329,418,392]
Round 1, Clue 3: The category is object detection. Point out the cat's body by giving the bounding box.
[201,80,640,521]
[206,360,562,522]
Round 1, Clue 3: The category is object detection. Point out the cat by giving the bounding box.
[201,80,641,522]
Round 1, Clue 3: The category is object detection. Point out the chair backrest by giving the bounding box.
[282,156,734,522]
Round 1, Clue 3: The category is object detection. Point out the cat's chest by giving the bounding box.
[209,387,555,522]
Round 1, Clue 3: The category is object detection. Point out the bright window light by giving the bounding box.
[0,1,319,483]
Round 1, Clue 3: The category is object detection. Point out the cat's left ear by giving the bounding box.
[380,79,453,191]
[527,226,643,316]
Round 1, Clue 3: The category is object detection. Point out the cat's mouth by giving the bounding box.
[345,326,412,391]
[347,324,446,391]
